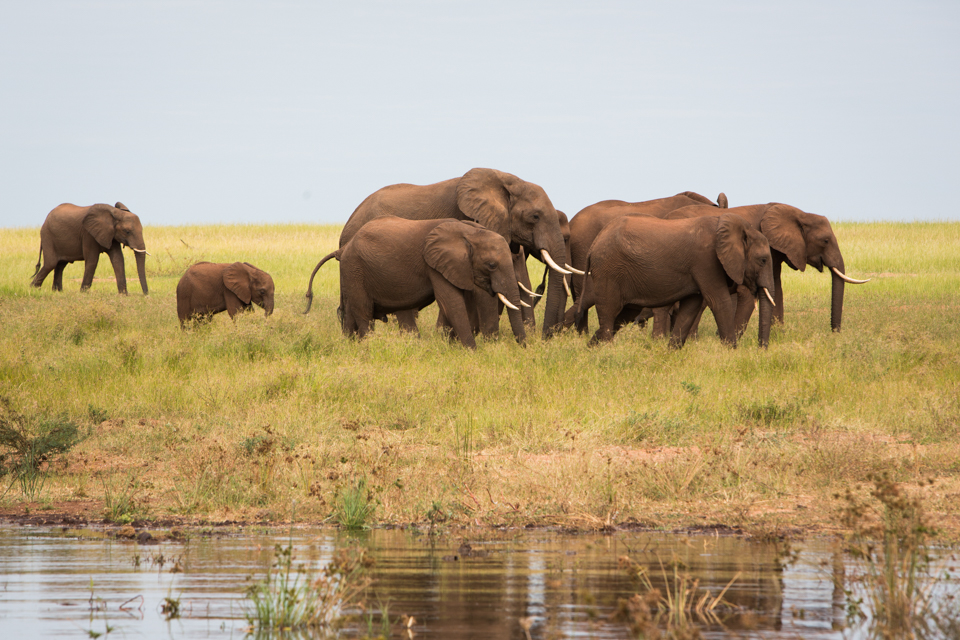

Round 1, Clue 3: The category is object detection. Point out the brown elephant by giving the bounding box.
[310,168,571,338]
[576,213,775,349]
[31,202,149,294]
[306,217,527,349]
[564,191,727,332]
[176,262,275,328]
[664,203,869,342]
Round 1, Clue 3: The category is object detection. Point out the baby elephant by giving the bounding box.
[305,217,527,348]
[177,262,275,327]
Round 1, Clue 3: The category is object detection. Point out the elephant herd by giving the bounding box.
[29,167,869,348]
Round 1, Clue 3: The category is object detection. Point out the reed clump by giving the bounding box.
[839,473,960,639]
[245,542,373,632]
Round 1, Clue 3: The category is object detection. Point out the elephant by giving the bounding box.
[31,202,149,295]
[576,213,775,349]
[564,191,727,332]
[663,203,869,341]
[308,168,571,338]
[305,217,527,349]
[176,262,275,327]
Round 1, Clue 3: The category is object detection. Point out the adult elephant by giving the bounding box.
[31,202,149,295]
[665,203,869,340]
[577,213,775,349]
[308,168,571,338]
[176,262,275,328]
[565,191,727,332]
[307,217,527,349]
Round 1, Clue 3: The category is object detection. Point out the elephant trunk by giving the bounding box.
[504,291,527,346]
[536,230,570,338]
[831,268,845,332]
[264,297,275,318]
[758,289,774,348]
[134,249,148,295]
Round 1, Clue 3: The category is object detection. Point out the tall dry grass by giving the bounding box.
[0,222,958,532]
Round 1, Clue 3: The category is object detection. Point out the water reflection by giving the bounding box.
[0,525,858,638]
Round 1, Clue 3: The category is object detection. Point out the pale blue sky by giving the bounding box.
[1,1,957,228]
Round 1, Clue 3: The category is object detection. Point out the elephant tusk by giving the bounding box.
[831,267,870,284]
[497,292,520,311]
[763,288,776,307]
[132,248,151,256]
[564,263,586,276]
[541,250,572,275]
[518,281,543,297]
[563,275,572,297]
[520,300,532,308]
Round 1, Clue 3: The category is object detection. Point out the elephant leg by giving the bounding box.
[430,274,476,349]
[590,296,622,345]
[32,257,57,289]
[513,249,536,329]
[686,300,707,340]
[613,306,642,332]
[669,295,705,349]
[107,245,128,295]
[651,306,673,338]
[474,291,500,338]
[396,310,419,334]
[634,307,654,330]
[52,261,68,292]
[772,259,785,324]
[80,253,100,291]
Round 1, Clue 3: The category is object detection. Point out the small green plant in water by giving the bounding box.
[334,478,376,529]
[245,543,373,632]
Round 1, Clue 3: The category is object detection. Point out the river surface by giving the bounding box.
[0,524,928,638]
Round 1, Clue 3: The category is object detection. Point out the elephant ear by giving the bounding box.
[114,202,130,212]
[715,213,749,284]
[223,262,253,304]
[82,204,119,249]
[455,168,513,240]
[759,203,807,272]
[424,221,475,290]
[717,192,728,208]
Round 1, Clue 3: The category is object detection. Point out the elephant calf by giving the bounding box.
[177,262,275,328]
[305,217,528,349]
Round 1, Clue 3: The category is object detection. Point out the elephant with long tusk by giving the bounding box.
[305,218,527,349]
[31,201,149,295]
[307,168,570,338]
[664,202,870,344]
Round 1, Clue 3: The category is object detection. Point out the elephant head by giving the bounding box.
[759,204,868,331]
[424,220,526,344]
[83,202,149,294]
[455,168,569,337]
[224,262,275,317]
[717,214,775,298]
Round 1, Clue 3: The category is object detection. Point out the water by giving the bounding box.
[0,524,893,638]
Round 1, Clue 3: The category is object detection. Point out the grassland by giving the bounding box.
[1,221,958,538]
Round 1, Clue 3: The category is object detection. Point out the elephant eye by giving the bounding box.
[487,261,498,270]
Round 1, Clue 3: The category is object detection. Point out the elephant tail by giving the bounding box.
[31,245,42,279]
[304,250,340,314]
